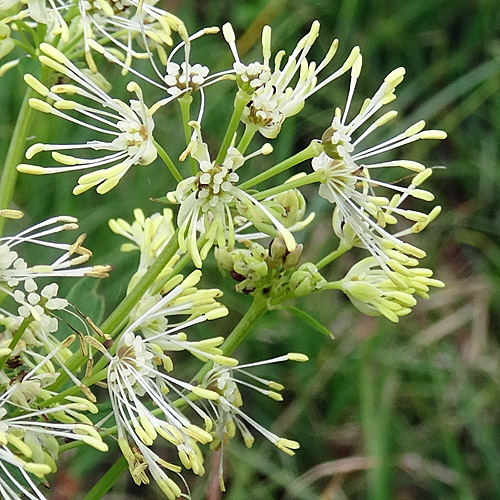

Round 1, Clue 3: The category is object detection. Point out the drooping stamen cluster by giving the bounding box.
[223,21,360,138]
[0,215,110,287]
[18,43,157,194]
[330,257,445,322]
[0,335,107,500]
[77,0,187,73]
[312,54,446,283]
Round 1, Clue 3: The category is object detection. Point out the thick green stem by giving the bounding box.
[253,171,321,201]
[237,124,257,154]
[0,88,35,237]
[221,295,268,355]
[154,139,183,183]
[239,140,321,191]
[215,91,251,165]
[316,243,351,270]
[177,94,197,175]
[82,456,128,500]
[0,316,32,371]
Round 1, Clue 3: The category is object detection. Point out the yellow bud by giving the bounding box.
[212,355,239,366]
[268,391,283,401]
[405,120,426,137]
[17,164,47,175]
[418,130,447,140]
[40,43,68,63]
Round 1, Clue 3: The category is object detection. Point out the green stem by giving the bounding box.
[239,140,321,191]
[253,171,321,201]
[192,294,268,384]
[154,140,183,183]
[100,230,179,337]
[316,243,351,270]
[0,87,35,237]
[82,456,128,500]
[0,316,32,371]
[177,94,197,175]
[237,124,257,154]
[215,91,251,165]
[12,39,38,59]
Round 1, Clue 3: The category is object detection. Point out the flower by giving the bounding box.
[0,215,111,288]
[109,208,175,273]
[312,53,446,283]
[0,335,107,500]
[222,21,360,138]
[333,257,445,322]
[18,43,157,195]
[77,0,187,73]
[87,26,230,103]
[0,0,186,74]
[167,122,296,268]
[200,352,308,491]
[99,271,234,497]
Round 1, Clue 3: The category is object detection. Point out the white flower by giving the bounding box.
[223,21,359,138]
[164,61,210,96]
[103,274,233,496]
[18,43,157,195]
[312,55,446,283]
[0,215,110,289]
[167,122,296,268]
[88,26,230,105]
[200,352,308,491]
[0,338,107,500]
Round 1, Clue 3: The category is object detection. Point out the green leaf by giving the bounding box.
[285,306,334,338]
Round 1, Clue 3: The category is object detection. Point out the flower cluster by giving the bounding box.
[0,4,449,498]
[0,212,110,499]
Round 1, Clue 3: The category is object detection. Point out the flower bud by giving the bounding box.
[0,23,14,60]
[289,263,326,297]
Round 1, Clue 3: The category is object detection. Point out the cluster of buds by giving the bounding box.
[329,257,445,322]
[215,235,303,295]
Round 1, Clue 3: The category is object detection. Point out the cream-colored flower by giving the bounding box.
[330,257,444,322]
[313,54,446,283]
[18,44,157,195]
[201,353,308,491]
[223,21,359,138]
[167,122,296,268]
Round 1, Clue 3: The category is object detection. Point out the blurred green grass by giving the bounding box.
[2,0,500,499]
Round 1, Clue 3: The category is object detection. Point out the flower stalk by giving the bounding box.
[215,91,252,164]
[0,88,35,237]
